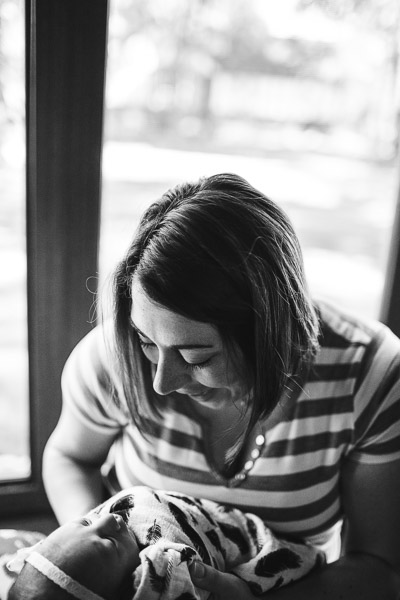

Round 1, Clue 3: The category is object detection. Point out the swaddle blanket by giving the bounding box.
[90,486,325,599]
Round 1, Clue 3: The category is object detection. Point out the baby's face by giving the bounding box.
[39,512,140,599]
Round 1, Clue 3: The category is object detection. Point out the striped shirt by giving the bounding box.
[62,301,400,562]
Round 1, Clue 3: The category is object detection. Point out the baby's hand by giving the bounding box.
[189,561,256,600]
[111,513,141,569]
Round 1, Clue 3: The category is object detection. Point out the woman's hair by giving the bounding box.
[112,173,319,458]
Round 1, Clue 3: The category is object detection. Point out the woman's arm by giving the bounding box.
[42,405,117,524]
[190,552,399,599]
[190,459,400,599]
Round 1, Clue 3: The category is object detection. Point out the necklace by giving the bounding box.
[226,398,290,487]
[226,431,266,488]
[194,400,266,488]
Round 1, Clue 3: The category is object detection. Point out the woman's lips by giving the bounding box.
[179,389,213,400]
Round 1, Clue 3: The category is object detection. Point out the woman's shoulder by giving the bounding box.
[315,299,400,355]
[60,320,132,430]
[61,319,122,392]
[66,319,114,361]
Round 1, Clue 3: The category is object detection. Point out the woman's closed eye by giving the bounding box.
[138,339,154,350]
[137,338,158,360]
[183,356,214,371]
[138,338,216,370]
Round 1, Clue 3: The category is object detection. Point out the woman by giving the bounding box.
[43,173,400,599]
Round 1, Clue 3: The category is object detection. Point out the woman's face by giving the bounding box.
[130,276,249,410]
[38,513,139,599]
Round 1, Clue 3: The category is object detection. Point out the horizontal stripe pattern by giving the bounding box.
[63,303,400,555]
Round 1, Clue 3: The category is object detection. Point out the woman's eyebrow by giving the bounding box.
[130,321,215,349]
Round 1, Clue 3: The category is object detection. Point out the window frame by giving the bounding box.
[0,0,108,517]
[0,0,399,521]
[380,192,400,337]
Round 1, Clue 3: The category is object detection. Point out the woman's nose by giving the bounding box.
[152,352,189,395]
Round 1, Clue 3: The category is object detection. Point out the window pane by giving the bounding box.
[0,0,30,480]
[100,0,399,319]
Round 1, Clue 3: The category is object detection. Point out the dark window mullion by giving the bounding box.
[0,0,108,517]
[380,190,400,338]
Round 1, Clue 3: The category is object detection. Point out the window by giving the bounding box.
[1,0,400,520]
[100,0,400,322]
[0,0,29,482]
[0,0,107,518]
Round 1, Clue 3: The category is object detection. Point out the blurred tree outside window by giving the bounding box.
[1,0,399,482]
[0,0,30,480]
[100,0,400,322]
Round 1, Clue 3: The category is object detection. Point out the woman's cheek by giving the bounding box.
[196,364,228,387]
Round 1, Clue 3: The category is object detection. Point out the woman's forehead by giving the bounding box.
[130,276,220,346]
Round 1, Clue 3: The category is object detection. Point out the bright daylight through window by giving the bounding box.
[0,0,30,481]
[1,0,400,485]
[100,0,400,324]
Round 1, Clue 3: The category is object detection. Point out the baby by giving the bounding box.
[7,486,325,600]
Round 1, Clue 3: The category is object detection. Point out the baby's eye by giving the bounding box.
[80,517,92,526]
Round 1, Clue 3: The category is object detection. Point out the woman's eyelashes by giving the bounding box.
[137,337,214,370]
[137,339,154,350]
[186,357,213,371]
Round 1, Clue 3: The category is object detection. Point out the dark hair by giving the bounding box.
[112,173,319,456]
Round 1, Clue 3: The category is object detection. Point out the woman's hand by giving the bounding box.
[189,561,255,600]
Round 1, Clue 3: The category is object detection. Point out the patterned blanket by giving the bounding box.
[1,487,325,599]
[92,486,325,599]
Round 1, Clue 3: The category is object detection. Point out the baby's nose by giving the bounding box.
[95,512,124,533]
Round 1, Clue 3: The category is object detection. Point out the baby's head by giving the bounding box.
[8,512,140,600]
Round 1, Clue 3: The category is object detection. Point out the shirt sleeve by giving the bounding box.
[61,322,130,434]
[350,324,400,464]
